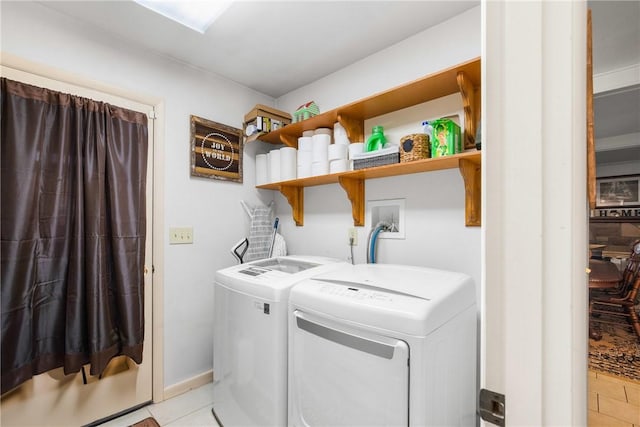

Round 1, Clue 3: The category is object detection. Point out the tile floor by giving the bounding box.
[97,382,219,427]
[99,370,640,427]
[589,370,640,427]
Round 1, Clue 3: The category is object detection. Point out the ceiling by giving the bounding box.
[38,1,479,98]
[39,1,639,148]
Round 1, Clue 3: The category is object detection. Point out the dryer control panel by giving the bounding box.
[319,284,393,302]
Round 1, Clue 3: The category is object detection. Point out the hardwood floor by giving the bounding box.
[589,370,640,426]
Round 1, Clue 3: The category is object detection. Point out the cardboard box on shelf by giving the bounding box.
[245,105,291,127]
[243,105,292,142]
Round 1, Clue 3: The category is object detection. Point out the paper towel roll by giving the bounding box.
[312,134,330,163]
[297,149,312,166]
[298,136,313,152]
[280,147,297,181]
[297,150,312,179]
[335,135,351,145]
[333,122,350,145]
[329,159,348,174]
[256,153,268,186]
[297,163,312,179]
[328,143,348,161]
[302,130,315,137]
[311,161,329,176]
[314,127,332,136]
[348,142,364,159]
[268,149,281,183]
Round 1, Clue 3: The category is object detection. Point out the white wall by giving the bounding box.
[596,132,640,177]
[274,6,482,292]
[597,162,640,177]
[593,59,640,178]
[1,2,481,389]
[1,2,274,388]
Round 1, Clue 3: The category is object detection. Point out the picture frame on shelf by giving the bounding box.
[596,175,640,208]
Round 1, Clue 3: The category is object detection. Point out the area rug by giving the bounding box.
[130,417,161,427]
[589,318,640,381]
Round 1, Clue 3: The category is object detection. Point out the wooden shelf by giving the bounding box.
[257,151,481,226]
[251,57,482,227]
[256,57,481,149]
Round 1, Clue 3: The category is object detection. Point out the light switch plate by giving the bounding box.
[169,227,193,244]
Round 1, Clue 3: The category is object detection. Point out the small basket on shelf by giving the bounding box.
[352,145,400,170]
[400,133,430,162]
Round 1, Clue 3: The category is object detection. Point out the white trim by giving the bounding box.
[482,1,587,424]
[593,63,640,94]
[1,52,162,107]
[1,52,167,404]
[151,101,166,403]
[162,370,213,400]
[595,132,640,152]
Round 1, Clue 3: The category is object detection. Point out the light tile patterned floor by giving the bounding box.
[589,370,640,427]
[99,370,640,426]
[97,382,219,427]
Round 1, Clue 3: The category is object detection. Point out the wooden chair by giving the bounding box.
[590,240,640,342]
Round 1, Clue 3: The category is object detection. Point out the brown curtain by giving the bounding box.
[1,78,149,394]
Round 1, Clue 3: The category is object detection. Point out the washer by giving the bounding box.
[212,255,346,426]
[288,263,477,426]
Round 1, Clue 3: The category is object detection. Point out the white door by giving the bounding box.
[481,1,588,425]
[0,65,154,426]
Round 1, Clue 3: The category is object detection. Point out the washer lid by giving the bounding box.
[290,264,475,336]
[243,257,322,274]
[215,255,347,301]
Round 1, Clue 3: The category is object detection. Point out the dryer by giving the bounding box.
[212,255,346,426]
[288,263,477,426]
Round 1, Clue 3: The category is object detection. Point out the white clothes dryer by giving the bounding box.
[288,263,477,426]
[212,255,346,427]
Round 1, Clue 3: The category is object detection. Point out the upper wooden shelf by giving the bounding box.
[251,57,482,227]
[256,57,481,147]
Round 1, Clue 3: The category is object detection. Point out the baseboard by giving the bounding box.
[163,370,213,401]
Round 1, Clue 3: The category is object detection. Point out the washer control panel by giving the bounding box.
[238,266,270,276]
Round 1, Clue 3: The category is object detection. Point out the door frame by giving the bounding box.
[1,52,166,403]
[481,1,588,425]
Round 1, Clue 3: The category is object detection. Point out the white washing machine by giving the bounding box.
[212,255,346,427]
[288,263,477,426]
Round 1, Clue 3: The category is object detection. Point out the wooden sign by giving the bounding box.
[591,208,640,222]
[190,115,243,182]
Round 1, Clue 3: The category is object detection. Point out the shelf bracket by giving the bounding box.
[337,113,364,144]
[279,134,298,148]
[457,71,477,150]
[338,176,365,226]
[458,158,481,226]
[279,185,304,226]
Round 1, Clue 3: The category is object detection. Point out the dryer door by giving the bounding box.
[290,310,409,427]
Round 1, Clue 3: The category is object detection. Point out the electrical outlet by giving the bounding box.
[348,228,358,246]
[169,227,193,244]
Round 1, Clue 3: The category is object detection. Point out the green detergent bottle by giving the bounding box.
[365,126,387,152]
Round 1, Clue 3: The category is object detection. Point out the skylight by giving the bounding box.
[134,1,233,33]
